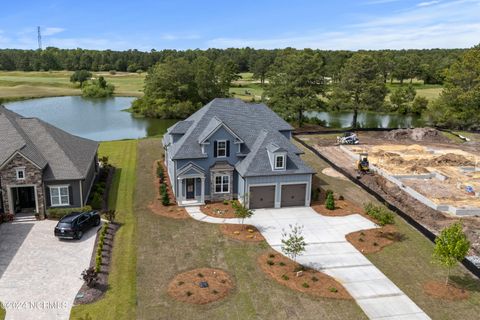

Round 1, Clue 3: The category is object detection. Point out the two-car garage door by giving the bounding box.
[249,184,306,209]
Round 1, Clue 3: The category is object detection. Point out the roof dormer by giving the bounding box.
[266,142,287,171]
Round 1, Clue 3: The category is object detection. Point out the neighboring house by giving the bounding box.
[162,98,315,209]
[0,105,99,216]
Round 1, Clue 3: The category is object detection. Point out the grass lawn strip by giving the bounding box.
[70,140,137,320]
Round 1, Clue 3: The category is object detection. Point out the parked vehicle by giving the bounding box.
[337,132,359,145]
[54,211,101,240]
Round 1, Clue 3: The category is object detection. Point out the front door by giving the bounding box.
[186,178,195,200]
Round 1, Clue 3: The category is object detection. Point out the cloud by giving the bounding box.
[207,0,480,50]
[159,33,200,41]
[417,1,441,7]
[42,27,65,36]
[364,0,402,4]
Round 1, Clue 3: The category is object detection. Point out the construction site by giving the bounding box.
[299,128,480,257]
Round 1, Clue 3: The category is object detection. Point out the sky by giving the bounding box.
[0,0,479,51]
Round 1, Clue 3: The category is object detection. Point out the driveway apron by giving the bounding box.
[185,206,430,320]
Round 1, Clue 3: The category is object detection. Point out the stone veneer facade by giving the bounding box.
[209,167,234,202]
[0,153,45,215]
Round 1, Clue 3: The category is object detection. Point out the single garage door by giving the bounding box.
[249,185,275,209]
[281,184,306,207]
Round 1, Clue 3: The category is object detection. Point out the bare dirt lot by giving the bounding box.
[298,129,480,256]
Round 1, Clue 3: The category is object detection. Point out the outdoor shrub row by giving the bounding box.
[95,222,109,273]
[364,202,395,226]
[47,206,92,220]
[157,161,165,183]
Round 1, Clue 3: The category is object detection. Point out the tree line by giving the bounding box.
[0,47,463,85]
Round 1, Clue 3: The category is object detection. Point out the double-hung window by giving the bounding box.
[50,186,70,206]
[274,155,286,170]
[215,175,229,193]
[216,140,227,157]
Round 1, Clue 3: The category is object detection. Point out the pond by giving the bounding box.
[305,110,426,129]
[4,97,427,142]
[4,96,177,141]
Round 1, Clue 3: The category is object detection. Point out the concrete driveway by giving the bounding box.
[0,218,99,320]
[186,206,430,320]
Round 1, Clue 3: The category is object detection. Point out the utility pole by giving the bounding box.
[37,26,42,50]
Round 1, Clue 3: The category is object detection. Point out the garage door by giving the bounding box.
[249,185,275,209]
[281,184,306,207]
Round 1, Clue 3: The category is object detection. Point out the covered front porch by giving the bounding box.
[176,163,205,206]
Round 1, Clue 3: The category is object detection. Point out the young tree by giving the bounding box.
[264,49,326,127]
[70,70,92,86]
[432,222,470,285]
[331,53,388,128]
[281,224,307,266]
[325,192,335,210]
[232,201,254,228]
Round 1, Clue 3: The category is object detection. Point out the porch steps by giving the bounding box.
[13,214,37,223]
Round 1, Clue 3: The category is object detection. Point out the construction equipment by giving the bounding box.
[337,132,359,145]
[357,153,370,174]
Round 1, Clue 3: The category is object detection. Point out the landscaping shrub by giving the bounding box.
[281,274,289,280]
[267,260,275,266]
[329,287,338,293]
[311,276,318,282]
[81,267,98,288]
[157,162,165,182]
[223,200,229,205]
[103,209,116,222]
[312,187,320,202]
[325,192,335,210]
[162,189,170,206]
[364,202,395,226]
[90,192,103,210]
[47,206,92,220]
[302,282,310,288]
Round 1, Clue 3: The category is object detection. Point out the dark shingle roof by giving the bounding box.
[166,98,313,177]
[168,120,193,135]
[0,105,98,180]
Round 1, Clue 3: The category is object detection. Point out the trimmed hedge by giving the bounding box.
[47,206,93,220]
[364,202,395,226]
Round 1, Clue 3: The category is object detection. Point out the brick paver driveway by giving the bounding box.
[0,218,98,320]
[186,206,430,320]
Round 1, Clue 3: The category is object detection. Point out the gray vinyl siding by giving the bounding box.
[175,126,241,197]
[81,156,97,205]
[245,174,312,208]
[44,179,82,208]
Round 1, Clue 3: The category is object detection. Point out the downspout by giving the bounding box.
[79,180,83,206]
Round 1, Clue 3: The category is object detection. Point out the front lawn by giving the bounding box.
[295,139,480,319]
[70,140,138,320]
[136,138,367,320]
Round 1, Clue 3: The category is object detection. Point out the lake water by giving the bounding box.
[4,96,426,142]
[306,110,426,129]
[5,96,177,141]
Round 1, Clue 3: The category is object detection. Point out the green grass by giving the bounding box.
[70,139,138,320]
[0,71,144,101]
[296,138,480,320]
[0,304,4,320]
[135,138,366,320]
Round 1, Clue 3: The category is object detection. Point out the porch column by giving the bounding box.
[177,177,183,203]
[200,177,205,204]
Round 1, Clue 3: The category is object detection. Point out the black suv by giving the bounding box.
[54,211,101,240]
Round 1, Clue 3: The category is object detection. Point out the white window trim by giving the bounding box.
[15,167,26,180]
[49,185,70,207]
[274,154,286,170]
[214,174,230,193]
[216,140,227,158]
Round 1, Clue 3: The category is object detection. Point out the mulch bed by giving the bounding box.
[167,268,234,304]
[311,200,365,217]
[74,222,120,305]
[148,160,189,219]
[200,201,239,218]
[219,224,265,242]
[346,224,404,254]
[423,281,470,300]
[257,251,352,300]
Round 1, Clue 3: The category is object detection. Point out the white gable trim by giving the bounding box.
[198,121,244,145]
[177,162,205,178]
[0,150,43,170]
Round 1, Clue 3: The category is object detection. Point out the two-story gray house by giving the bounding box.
[162,98,315,209]
[0,105,98,217]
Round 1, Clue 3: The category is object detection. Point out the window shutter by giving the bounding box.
[226,141,230,157]
[45,187,51,207]
[213,141,217,157]
[69,186,73,206]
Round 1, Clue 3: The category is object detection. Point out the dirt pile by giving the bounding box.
[385,128,449,143]
[418,153,475,167]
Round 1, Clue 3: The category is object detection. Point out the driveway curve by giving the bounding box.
[186,206,430,320]
[0,219,99,320]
